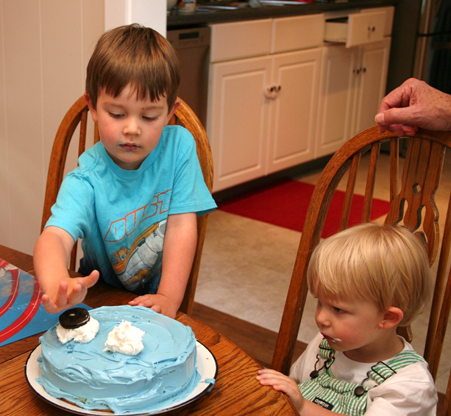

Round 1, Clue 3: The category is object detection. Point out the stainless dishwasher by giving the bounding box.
[167,27,211,128]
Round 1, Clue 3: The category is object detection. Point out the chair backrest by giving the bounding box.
[41,96,213,315]
[271,126,451,413]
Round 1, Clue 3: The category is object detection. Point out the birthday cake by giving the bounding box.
[36,305,200,414]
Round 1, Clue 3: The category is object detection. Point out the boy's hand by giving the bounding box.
[128,294,178,319]
[257,369,305,413]
[41,271,99,313]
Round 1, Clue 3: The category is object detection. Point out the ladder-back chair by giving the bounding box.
[40,96,213,315]
[271,126,451,414]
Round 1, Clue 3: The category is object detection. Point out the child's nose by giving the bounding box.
[123,118,141,136]
[315,308,330,327]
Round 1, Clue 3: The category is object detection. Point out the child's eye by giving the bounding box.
[108,112,123,119]
[333,307,345,313]
[142,116,157,121]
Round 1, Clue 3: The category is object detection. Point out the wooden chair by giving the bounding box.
[40,96,214,315]
[271,126,451,414]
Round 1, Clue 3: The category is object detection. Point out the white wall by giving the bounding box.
[105,0,167,36]
[0,0,167,256]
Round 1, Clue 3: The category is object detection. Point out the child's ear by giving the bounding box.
[84,92,98,122]
[379,307,404,329]
[166,100,180,124]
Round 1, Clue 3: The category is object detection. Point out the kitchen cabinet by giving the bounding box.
[207,7,393,192]
[208,15,323,192]
[208,55,272,189]
[316,8,393,158]
[268,49,322,175]
[351,38,391,137]
[315,37,391,157]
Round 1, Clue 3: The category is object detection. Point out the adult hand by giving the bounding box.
[375,78,451,136]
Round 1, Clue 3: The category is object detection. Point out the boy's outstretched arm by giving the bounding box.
[257,369,338,415]
[129,212,197,319]
[34,226,99,313]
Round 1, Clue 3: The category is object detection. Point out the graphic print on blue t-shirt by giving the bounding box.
[110,219,166,293]
[104,189,171,243]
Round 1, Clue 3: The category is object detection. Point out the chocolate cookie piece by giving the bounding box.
[59,307,90,329]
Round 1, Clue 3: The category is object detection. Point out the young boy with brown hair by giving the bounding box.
[34,24,216,319]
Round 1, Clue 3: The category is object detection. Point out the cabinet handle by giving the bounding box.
[353,67,367,75]
[264,85,282,99]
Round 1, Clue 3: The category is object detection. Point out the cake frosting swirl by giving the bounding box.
[104,319,145,355]
[37,305,200,414]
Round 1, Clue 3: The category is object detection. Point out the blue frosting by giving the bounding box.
[37,305,200,413]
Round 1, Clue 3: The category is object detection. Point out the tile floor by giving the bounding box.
[195,151,451,393]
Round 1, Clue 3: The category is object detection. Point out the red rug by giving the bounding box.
[217,179,391,238]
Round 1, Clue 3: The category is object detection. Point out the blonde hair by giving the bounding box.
[307,223,431,326]
[86,24,180,111]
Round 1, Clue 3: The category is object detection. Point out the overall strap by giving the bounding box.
[367,350,427,385]
[318,338,335,360]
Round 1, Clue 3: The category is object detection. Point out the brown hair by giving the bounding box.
[86,24,180,111]
[307,223,432,326]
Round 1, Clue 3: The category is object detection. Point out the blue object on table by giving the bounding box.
[0,260,91,347]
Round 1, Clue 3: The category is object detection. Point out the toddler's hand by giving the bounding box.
[129,293,177,319]
[41,270,99,313]
[257,368,305,413]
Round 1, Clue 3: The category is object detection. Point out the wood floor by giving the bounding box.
[192,302,307,369]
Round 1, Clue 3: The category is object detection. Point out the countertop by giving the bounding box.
[167,0,398,28]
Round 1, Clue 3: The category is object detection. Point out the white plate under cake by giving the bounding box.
[26,305,217,414]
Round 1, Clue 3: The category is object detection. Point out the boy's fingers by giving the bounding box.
[54,281,70,310]
[86,270,100,288]
[41,294,58,313]
[151,305,162,314]
[129,296,154,307]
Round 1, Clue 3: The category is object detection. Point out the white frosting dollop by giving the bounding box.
[104,320,145,355]
[56,317,99,344]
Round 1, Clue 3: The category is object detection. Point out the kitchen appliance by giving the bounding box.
[167,27,211,128]
[414,0,451,93]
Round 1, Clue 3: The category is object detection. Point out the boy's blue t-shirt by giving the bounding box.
[46,125,217,295]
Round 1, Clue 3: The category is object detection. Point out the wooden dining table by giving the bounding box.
[0,244,298,416]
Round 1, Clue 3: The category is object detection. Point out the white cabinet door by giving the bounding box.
[208,56,272,192]
[209,49,322,190]
[316,37,391,158]
[268,48,321,174]
[315,45,357,158]
[351,37,391,137]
